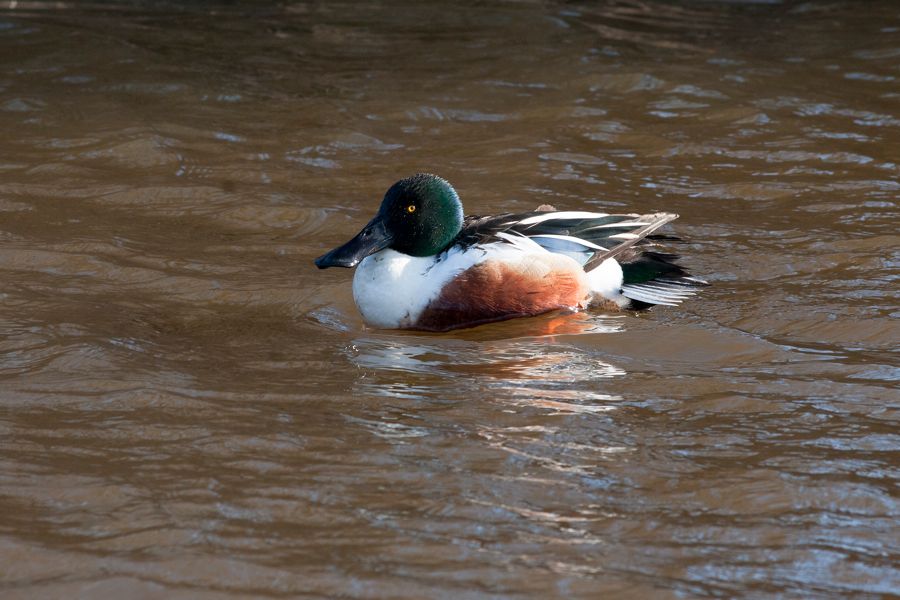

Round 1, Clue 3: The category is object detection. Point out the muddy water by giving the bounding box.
[1,1,898,597]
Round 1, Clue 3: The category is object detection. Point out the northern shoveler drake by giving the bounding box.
[315,173,706,332]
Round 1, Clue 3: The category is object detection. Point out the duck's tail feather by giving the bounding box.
[619,251,708,308]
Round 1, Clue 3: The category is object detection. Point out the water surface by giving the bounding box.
[1,1,898,597]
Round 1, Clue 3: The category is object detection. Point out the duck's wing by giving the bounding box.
[520,211,708,307]
[509,211,680,270]
[457,210,707,307]
[457,210,675,259]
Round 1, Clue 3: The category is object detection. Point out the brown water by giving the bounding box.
[1,1,899,597]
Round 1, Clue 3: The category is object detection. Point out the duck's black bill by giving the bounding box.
[314,217,393,269]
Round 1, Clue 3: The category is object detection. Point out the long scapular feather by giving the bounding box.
[517,211,610,226]
[582,212,679,272]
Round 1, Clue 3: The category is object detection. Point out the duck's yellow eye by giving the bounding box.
[407,205,416,213]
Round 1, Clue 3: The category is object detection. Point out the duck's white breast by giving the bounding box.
[352,249,468,329]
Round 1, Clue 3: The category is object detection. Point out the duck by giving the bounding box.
[315,173,706,332]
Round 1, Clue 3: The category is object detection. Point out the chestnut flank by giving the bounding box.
[415,259,590,332]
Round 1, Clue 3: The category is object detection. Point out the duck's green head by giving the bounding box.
[315,173,464,269]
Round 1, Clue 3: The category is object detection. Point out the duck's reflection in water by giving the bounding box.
[345,311,627,414]
[340,311,632,550]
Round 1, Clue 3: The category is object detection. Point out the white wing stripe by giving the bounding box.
[493,230,545,252]
[517,211,610,226]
